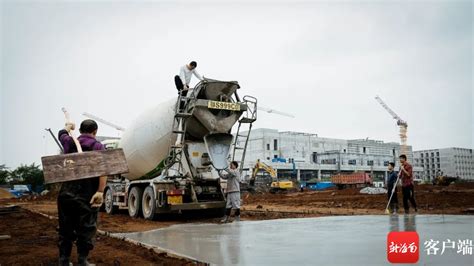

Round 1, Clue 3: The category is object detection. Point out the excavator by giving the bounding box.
[251,159,294,193]
[433,175,458,186]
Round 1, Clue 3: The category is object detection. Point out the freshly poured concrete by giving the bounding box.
[116,215,473,265]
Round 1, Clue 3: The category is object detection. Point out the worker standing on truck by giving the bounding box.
[386,162,399,214]
[399,154,418,214]
[174,61,204,96]
[219,161,241,223]
[57,119,107,266]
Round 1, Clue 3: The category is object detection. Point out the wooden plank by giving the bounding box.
[41,149,129,184]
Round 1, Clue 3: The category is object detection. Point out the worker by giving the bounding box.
[57,119,107,266]
[174,61,204,97]
[399,154,417,214]
[219,161,241,223]
[386,162,399,214]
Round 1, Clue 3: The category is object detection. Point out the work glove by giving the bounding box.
[89,191,104,208]
[64,122,75,132]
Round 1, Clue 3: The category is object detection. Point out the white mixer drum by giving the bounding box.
[119,98,176,180]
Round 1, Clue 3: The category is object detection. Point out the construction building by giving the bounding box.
[236,128,422,182]
[413,148,474,181]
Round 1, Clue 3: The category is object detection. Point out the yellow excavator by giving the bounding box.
[251,159,294,193]
[433,175,458,186]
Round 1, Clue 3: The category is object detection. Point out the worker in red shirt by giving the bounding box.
[399,154,418,214]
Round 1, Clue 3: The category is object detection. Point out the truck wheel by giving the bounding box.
[142,186,156,220]
[128,186,143,218]
[104,188,118,215]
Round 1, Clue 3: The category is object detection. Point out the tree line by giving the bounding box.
[0,163,45,192]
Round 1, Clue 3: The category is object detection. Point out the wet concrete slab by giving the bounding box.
[115,215,474,265]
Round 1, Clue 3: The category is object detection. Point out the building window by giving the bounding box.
[266,157,270,160]
[436,152,439,156]
[273,139,278,151]
[367,160,374,166]
[312,152,318,163]
[437,158,440,162]
[349,159,357,165]
[363,147,366,154]
[274,155,278,159]
[321,159,336,165]
[421,153,424,158]
[437,164,440,168]
[266,144,270,150]
[384,161,389,166]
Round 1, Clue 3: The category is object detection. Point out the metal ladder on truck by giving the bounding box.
[231,95,257,173]
[165,91,194,177]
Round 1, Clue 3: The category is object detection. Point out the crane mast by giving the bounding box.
[374,96,409,156]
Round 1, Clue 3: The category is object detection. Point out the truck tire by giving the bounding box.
[128,186,143,218]
[104,188,118,215]
[142,186,156,220]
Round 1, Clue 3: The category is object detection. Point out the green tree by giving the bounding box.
[10,163,44,192]
[0,164,10,185]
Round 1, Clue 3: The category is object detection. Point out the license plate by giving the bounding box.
[167,195,183,205]
[208,100,240,111]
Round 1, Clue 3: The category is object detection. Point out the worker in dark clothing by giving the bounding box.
[57,119,107,266]
[386,162,399,214]
[399,154,417,214]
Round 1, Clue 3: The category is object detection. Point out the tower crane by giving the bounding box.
[374,95,409,156]
[82,112,125,132]
[257,106,295,118]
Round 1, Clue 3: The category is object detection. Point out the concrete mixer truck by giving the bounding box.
[101,79,257,220]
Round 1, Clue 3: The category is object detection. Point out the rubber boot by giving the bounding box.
[58,257,72,266]
[78,255,96,266]
[220,208,232,223]
[391,203,398,215]
[234,209,241,221]
[220,215,229,223]
[58,237,73,266]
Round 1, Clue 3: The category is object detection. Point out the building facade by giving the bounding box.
[235,128,421,182]
[413,148,474,181]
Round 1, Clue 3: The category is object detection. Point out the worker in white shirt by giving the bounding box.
[174,61,204,96]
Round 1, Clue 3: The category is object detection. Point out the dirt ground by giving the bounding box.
[242,183,474,216]
[0,208,199,266]
[1,182,473,264]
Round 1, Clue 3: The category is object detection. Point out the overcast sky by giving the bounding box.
[1,0,472,168]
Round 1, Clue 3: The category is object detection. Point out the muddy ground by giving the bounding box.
[0,208,200,266]
[1,182,473,264]
[242,183,474,216]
